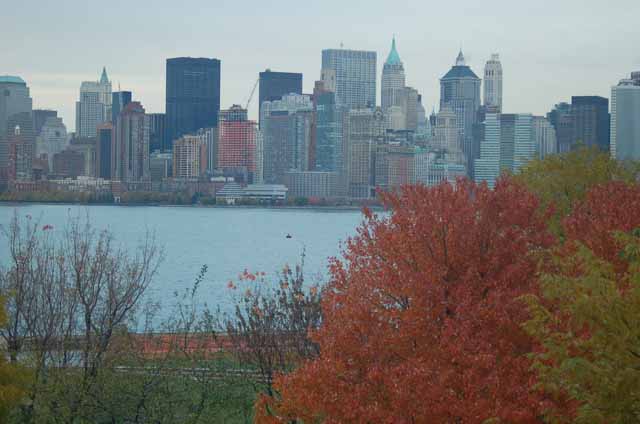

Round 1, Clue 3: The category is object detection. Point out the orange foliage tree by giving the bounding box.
[258,178,560,423]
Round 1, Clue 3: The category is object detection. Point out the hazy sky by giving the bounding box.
[2,0,639,132]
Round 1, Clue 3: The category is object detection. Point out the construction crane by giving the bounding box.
[245,77,259,111]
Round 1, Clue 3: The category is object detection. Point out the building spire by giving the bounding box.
[455,50,466,66]
[100,66,109,84]
[385,35,402,66]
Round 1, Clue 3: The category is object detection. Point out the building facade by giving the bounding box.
[381,37,406,112]
[533,116,557,159]
[0,76,33,175]
[112,102,150,182]
[321,48,376,109]
[112,91,132,123]
[218,105,257,179]
[483,54,503,112]
[96,123,113,179]
[76,67,112,137]
[165,57,221,148]
[36,116,68,171]
[148,113,167,152]
[571,96,610,151]
[611,72,640,160]
[258,70,302,127]
[173,135,207,179]
[440,51,482,177]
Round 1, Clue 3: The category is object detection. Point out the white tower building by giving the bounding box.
[483,54,503,112]
[381,37,406,112]
[75,67,112,137]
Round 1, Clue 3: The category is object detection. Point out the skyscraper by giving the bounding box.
[76,67,112,137]
[611,72,640,160]
[7,124,34,182]
[113,102,150,182]
[483,54,503,112]
[148,113,166,152]
[261,94,313,184]
[96,123,113,179]
[36,116,68,170]
[321,48,376,109]
[173,135,208,179]
[0,76,33,173]
[533,116,557,159]
[258,70,302,127]
[112,91,132,123]
[32,109,58,136]
[218,105,257,181]
[381,37,406,112]
[571,96,610,151]
[547,102,574,153]
[440,51,481,177]
[165,57,221,149]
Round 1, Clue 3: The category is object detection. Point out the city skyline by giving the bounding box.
[3,0,639,132]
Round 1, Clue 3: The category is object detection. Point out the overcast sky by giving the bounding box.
[2,0,639,132]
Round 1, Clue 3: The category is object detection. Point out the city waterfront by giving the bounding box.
[0,204,365,316]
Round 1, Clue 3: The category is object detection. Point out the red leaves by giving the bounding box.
[260,178,556,423]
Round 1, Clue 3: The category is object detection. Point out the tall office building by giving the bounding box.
[571,96,610,151]
[0,76,33,174]
[381,37,406,112]
[148,113,166,152]
[611,72,640,160]
[321,48,376,109]
[113,102,150,182]
[173,135,208,178]
[547,102,574,153]
[112,91,132,123]
[36,116,68,170]
[533,116,557,159]
[7,125,34,182]
[314,83,344,173]
[483,54,503,112]
[343,107,386,199]
[218,105,257,179]
[33,109,58,136]
[474,113,535,188]
[165,57,221,149]
[76,67,112,137]
[440,51,481,177]
[96,123,113,179]
[258,70,302,126]
[195,127,218,174]
[433,107,464,164]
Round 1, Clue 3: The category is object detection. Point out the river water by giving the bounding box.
[0,204,365,316]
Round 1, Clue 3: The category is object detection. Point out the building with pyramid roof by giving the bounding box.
[381,36,406,112]
[76,67,112,137]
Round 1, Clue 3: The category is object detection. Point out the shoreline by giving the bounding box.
[0,200,380,212]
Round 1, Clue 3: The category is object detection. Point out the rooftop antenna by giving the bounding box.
[340,41,344,49]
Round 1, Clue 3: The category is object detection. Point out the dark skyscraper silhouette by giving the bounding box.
[571,96,610,151]
[165,57,221,150]
[112,91,132,123]
[258,70,302,126]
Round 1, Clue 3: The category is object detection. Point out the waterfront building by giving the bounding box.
[571,96,610,151]
[321,48,376,109]
[52,149,85,178]
[112,91,132,123]
[113,102,150,182]
[343,107,385,199]
[282,171,340,199]
[218,105,257,181]
[261,94,313,184]
[76,67,112,137]
[150,152,173,182]
[69,136,97,177]
[258,70,302,127]
[195,127,218,174]
[0,76,33,174]
[440,51,481,177]
[165,57,221,148]
[314,76,345,173]
[533,116,557,159]
[36,116,68,170]
[96,123,113,179]
[483,54,503,112]
[173,135,207,179]
[7,125,34,181]
[611,72,640,160]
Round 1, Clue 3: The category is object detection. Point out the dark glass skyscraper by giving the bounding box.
[165,57,221,150]
[148,113,166,152]
[258,70,302,126]
[571,96,610,151]
[112,91,132,123]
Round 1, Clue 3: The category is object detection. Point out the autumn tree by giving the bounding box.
[259,178,559,423]
[524,181,640,423]
[513,146,639,235]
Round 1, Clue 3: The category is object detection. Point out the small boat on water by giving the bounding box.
[286,234,292,239]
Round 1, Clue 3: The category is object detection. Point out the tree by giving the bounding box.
[514,147,639,235]
[222,257,322,397]
[524,182,640,423]
[0,296,29,422]
[259,178,558,423]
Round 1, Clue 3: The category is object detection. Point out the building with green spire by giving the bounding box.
[381,36,405,112]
